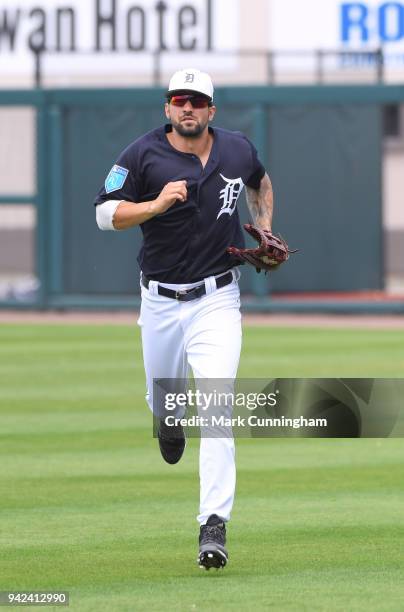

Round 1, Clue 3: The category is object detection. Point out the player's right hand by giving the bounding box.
[153,181,188,214]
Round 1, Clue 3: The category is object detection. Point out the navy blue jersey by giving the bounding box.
[94,124,266,283]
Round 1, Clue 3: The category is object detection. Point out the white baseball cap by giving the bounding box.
[167,68,214,100]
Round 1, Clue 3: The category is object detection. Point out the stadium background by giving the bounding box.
[0,1,403,610]
[1,0,404,308]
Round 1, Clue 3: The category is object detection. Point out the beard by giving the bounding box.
[172,115,208,138]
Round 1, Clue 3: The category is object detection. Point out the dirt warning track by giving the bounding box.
[1,311,404,329]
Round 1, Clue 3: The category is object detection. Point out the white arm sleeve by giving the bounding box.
[96,199,124,231]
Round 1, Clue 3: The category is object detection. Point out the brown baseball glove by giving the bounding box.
[227,224,297,273]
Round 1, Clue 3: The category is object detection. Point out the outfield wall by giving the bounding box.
[1,85,404,312]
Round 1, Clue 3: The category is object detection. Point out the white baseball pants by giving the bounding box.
[137,270,242,525]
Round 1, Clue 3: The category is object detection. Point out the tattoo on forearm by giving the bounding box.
[245,173,273,230]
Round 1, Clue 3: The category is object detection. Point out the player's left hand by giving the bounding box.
[226,224,297,273]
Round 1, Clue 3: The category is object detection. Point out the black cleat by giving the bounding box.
[157,419,185,464]
[198,514,228,570]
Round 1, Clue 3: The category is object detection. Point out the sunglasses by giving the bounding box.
[169,94,211,109]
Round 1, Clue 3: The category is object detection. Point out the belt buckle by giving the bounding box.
[175,289,188,300]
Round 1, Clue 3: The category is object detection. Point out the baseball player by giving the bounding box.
[94,68,273,570]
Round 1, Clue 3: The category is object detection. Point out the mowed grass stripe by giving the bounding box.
[0,324,403,611]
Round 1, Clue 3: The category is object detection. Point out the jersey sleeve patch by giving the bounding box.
[105,165,129,194]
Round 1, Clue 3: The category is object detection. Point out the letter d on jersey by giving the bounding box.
[217,174,244,219]
[105,164,129,194]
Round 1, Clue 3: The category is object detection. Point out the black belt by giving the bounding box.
[141,271,234,302]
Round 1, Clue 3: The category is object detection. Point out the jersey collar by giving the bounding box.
[160,124,218,167]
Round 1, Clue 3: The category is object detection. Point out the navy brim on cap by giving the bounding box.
[166,89,212,100]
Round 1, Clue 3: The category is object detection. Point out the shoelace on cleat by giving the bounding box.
[200,525,225,546]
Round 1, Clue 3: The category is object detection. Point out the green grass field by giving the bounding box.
[0,324,403,611]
